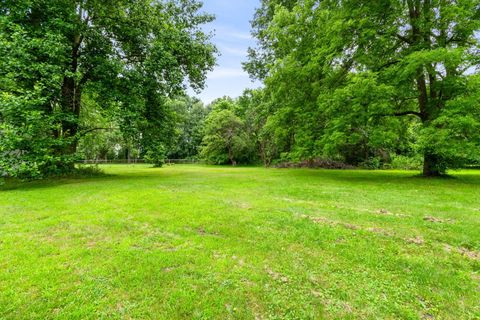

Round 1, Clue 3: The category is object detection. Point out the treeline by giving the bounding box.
[1,0,479,180]
[74,86,432,171]
[77,96,209,166]
[238,0,480,176]
[197,91,422,169]
[204,0,480,175]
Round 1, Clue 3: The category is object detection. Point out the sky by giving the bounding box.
[187,0,261,104]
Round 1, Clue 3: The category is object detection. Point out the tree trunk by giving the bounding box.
[423,153,441,177]
[228,146,235,166]
[407,0,440,177]
[61,33,83,156]
[61,77,81,154]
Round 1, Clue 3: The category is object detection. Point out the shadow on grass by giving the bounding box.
[1,173,116,192]
[2,165,480,192]
[0,163,209,192]
[0,166,168,192]
[286,167,480,186]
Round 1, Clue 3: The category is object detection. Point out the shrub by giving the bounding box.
[275,158,355,169]
[144,144,166,168]
[389,154,423,170]
[360,157,383,169]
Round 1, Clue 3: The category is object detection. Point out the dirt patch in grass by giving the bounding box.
[378,208,390,215]
[195,226,220,237]
[457,248,480,261]
[423,216,454,223]
[302,215,360,231]
[366,227,396,237]
[443,244,480,261]
[421,313,435,320]
[300,214,398,237]
[407,236,425,245]
[376,208,410,218]
[265,267,289,283]
[331,204,411,218]
[162,266,179,272]
[300,214,429,246]
[237,202,253,210]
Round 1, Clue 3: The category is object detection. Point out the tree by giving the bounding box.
[0,0,216,178]
[236,89,286,166]
[243,0,298,80]
[76,92,126,161]
[247,0,480,176]
[201,99,249,165]
[144,144,167,167]
[167,96,210,159]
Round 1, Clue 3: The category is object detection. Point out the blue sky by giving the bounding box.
[187,0,261,104]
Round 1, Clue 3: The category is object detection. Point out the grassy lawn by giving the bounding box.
[0,165,479,319]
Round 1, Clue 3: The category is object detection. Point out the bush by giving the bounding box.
[275,158,355,169]
[360,157,383,169]
[72,165,105,177]
[144,144,166,168]
[389,154,423,170]
[0,113,78,180]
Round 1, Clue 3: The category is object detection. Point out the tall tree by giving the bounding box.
[200,98,249,165]
[247,0,480,176]
[0,0,216,178]
[167,96,210,159]
[243,0,298,80]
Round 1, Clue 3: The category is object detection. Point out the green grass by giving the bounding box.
[0,165,479,319]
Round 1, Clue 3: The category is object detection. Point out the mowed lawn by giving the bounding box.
[0,165,479,319]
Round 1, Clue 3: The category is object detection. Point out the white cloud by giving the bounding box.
[218,45,247,57]
[214,26,252,41]
[208,68,248,79]
[221,31,252,40]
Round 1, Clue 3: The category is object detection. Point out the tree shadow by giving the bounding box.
[0,170,173,192]
[1,174,114,192]
[2,166,479,192]
[287,168,480,186]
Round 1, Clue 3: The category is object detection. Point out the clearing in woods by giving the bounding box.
[0,165,479,319]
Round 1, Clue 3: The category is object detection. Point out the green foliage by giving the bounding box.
[0,108,77,179]
[390,155,423,171]
[201,99,249,165]
[71,164,104,177]
[144,144,167,168]
[75,92,131,161]
[0,7,74,179]
[167,96,210,159]
[244,0,298,80]
[0,98,100,179]
[0,0,216,178]
[246,0,480,175]
[417,74,480,170]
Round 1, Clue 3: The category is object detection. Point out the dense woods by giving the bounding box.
[1,0,479,178]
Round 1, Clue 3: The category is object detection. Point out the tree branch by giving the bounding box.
[375,59,400,71]
[374,111,422,118]
[78,127,119,137]
[393,110,422,117]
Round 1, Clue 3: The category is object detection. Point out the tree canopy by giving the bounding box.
[245,0,480,176]
[0,0,216,178]
[1,0,479,178]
